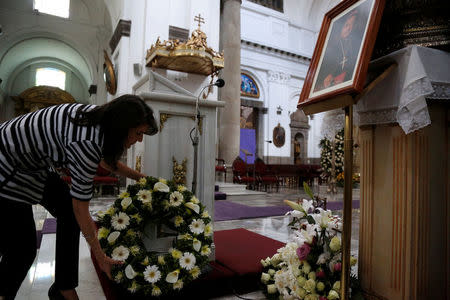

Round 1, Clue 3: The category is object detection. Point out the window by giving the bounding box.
[34,0,70,18]
[240,73,260,98]
[36,67,66,90]
[247,0,283,13]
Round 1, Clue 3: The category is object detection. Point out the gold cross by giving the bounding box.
[194,14,205,29]
[340,55,348,70]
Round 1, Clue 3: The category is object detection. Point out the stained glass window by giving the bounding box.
[240,73,259,98]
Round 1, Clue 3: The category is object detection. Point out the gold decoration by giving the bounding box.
[103,50,117,95]
[146,14,224,76]
[172,157,188,185]
[135,156,142,173]
[11,85,76,116]
[160,113,203,135]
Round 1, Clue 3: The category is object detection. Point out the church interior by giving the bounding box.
[0,0,448,299]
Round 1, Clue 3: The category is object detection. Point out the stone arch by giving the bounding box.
[290,109,310,164]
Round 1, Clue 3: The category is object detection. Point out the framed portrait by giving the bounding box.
[273,123,285,148]
[298,0,385,109]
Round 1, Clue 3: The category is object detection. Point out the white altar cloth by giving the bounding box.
[356,45,450,134]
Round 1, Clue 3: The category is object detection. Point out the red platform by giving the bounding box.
[92,228,285,299]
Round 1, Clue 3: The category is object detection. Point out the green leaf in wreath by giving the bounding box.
[306,215,316,224]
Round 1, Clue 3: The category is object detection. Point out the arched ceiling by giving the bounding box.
[0,37,91,87]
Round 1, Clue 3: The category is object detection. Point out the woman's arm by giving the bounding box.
[72,198,122,279]
[99,159,145,181]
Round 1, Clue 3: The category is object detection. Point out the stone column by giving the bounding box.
[219,0,241,166]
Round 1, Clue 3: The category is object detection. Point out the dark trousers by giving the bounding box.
[0,173,80,299]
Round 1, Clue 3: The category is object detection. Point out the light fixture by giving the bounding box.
[276,105,283,114]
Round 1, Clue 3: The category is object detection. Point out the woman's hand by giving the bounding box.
[95,252,123,280]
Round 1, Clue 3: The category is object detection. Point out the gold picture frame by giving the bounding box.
[103,50,117,95]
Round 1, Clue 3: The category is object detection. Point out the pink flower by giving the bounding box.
[320,297,328,300]
[316,268,325,278]
[296,243,311,261]
[334,262,342,272]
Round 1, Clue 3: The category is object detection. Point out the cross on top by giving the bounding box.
[194,14,205,29]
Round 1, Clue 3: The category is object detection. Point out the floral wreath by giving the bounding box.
[96,176,213,297]
[319,128,344,176]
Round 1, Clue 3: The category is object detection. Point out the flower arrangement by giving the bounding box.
[260,184,361,299]
[319,129,344,177]
[96,176,213,297]
[336,172,360,188]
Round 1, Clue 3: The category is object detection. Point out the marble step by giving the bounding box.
[19,233,105,300]
[215,182,266,195]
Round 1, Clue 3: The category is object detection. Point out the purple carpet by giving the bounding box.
[42,217,57,234]
[214,200,360,221]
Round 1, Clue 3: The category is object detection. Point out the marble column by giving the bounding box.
[219,0,241,166]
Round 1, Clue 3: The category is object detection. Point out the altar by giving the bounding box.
[356,45,449,300]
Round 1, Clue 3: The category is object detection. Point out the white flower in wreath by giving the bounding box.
[121,197,132,209]
[202,211,210,218]
[111,245,130,261]
[125,264,137,279]
[192,238,201,252]
[169,191,184,207]
[151,286,162,296]
[154,182,170,193]
[158,177,168,184]
[138,177,147,186]
[189,219,205,234]
[137,190,152,204]
[107,231,120,244]
[119,191,130,199]
[114,271,124,283]
[313,208,332,229]
[97,227,109,239]
[190,196,200,204]
[128,280,139,293]
[111,212,130,230]
[165,270,180,283]
[173,279,184,290]
[143,265,161,283]
[201,245,211,256]
[204,224,213,237]
[177,185,187,192]
[174,216,184,227]
[170,248,183,259]
[185,202,200,214]
[180,252,196,270]
[189,266,201,279]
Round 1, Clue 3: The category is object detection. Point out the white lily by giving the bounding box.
[107,231,120,244]
[154,182,170,193]
[121,197,132,209]
[193,239,201,252]
[185,202,200,214]
[165,270,180,283]
[125,264,137,279]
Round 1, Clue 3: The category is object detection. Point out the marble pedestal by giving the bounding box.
[132,71,224,259]
[358,103,449,300]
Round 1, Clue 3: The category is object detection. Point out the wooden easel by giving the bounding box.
[300,63,396,300]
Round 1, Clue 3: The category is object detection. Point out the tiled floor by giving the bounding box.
[21,184,360,300]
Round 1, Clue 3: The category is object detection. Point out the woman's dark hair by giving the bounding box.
[73,94,158,169]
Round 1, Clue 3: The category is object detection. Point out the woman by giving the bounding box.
[0,94,158,300]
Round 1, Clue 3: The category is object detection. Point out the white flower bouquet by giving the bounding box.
[260,184,362,300]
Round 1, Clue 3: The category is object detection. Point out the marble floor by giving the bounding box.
[19,185,360,300]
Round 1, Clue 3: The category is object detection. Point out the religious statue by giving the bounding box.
[172,157,187,185]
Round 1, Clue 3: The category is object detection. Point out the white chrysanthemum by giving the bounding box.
[154,182,170,192]
[111,212,130,230]
[165,270,179,283]
[179,252,196,270]
[204,224,213,236]
[107,231,120,244]
[185,202,200,214]
[111,245,129,261]
[119,191,129,199]
[97,227,110,239]
[121,197,132,209]
[192,238,201,252]
[151,286,162,296]
[190,196,200,204]
[143,265,161,283]
[125,264,137,279]
[189,219,205,234]
[173,279,184,290]
[137,189,152,204]
[169,191,184,207]
[189,266,201,279]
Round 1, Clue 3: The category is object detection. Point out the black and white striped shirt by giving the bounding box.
[0,103,104,204]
